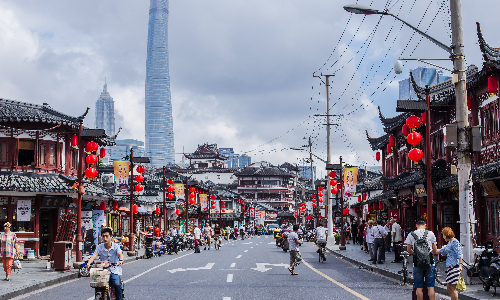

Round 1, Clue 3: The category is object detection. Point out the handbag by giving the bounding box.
[12,259,22,270]
[457,273,466,292]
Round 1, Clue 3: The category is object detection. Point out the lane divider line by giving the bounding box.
[236,255,242,259]
[244,250,248,252]
[302,260,370,300]
[227,274,233,282]
[230,263,236,268]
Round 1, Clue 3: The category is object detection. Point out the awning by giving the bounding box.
[118,207,130,212]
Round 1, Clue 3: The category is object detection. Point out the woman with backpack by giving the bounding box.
[434,227,462,300]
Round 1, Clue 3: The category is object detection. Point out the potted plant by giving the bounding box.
[334,233,341,244]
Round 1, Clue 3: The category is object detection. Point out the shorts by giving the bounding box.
[446,265,460,284]
[413,266,436,289]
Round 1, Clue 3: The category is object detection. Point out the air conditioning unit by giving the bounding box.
[101,174,115,187]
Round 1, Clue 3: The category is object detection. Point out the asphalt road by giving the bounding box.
[13,235,450,300]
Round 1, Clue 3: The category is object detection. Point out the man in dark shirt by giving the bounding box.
[358,220,366,250]
[351,220,358,245]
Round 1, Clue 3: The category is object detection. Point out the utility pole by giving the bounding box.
[308,136,315,227]
[339,156,346,250]
[128,148,135,254]
[450,0,473,266]
[163,166,167,237]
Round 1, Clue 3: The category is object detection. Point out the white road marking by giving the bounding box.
[223,298,231,300]
[236,255,242,259]
[85,253,193,300]
[167,262,215,274]
[268,242,275,245]
[230,263,236,268]
[244,250,248,252]
[251,263,289,273]
[227,274,233,282]
[242,242,253,244]
[250,247,253,248]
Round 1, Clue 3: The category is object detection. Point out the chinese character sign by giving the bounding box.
[343,168,358,195]
[82,211,93,231]
[174,184,185,200]
[388,209,400,222]
[200,194,207,210]
[113,161,129,195]
[17,200,31,221]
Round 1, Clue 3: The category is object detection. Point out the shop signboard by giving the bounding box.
[388,209,400,222]
[200,194,208,210]
[113,161,130,195]
[174,184,185,200]
[17,200,31,221]
[82,210,93,231]
[41,196,72,208]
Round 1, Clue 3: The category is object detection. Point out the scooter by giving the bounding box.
[166,236,179,255]
[145,235,154,259]
[477,241,500,294]
[89,261,125,300]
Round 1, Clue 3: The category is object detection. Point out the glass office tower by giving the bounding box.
[145,0,174,166]
[95,82,115,136]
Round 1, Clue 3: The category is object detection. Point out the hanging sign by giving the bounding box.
[415,184,427,197]
[92,210,106,243]
[200,194,208,210]
[174,184,185,199]
[113,161,129,195]
[343,168,358,195]
[388,209,400,222]
[41,196,72,208]
[17,200,31,221]
[82,210,93,231]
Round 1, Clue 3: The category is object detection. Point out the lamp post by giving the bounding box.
[128,148,135,254]
[344,0,473,265]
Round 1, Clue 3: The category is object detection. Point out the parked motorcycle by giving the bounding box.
[477,241,500,294]
[167,236,180,255]
[145,234,154,259]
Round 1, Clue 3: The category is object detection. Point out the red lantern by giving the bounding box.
[190,193,195,199]
[407,132,423,146]
[136,175,144,183]
[421,111,427,126]
[358,195,361,202]
[70,135,78,148]
[189,199,195,205]
[133,205,138,214]
[112,201,118,211]
[175,208,180,215]
[86,154,98,165]
[319,198,323,203]
[318,192,323,197]
[379,202,385,210]
[373,203,377,211]
[189,187,195,192]
[331,187,338,194]
[329,171,336,178]
[408,148,424,162]
[488,75,498,95]
[155,207,160,214]
[406,115,422,129]
[136,165,146,174]
[330,180,337,186]
[312,194,316,198]
[167,178,174,185]
[386,144,392,154]
[318,186,324,191]
[87,141,98,152]
[84,142,91,153]
[312,203,317,207]
[85,167,97,178]
[211,200,216,205]
[354,207,359,214]
[167,186,175,192]
[168,193,174,199]
[135,184,144,192]
[388,135,395,148]
[402,124,410,138]
[362,193,367,201]
[312,198,316,203]
[211,205,215,209]
[222,209,226,213]
[368,204,372,213]
[100,202,106,211]
[211,196,216,200]
[100,148,105,158]
[376,151,381,162]
[467,95,471,110]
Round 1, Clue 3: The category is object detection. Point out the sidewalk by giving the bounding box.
[326,242,498,300]
[0,249,144,299]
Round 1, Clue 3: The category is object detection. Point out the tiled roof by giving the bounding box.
[378,107,410,133]
[383,169,425,190]
[366,131,389,151]
[0,99,88,130]
[396,100,428,112]
[234,166,294,177]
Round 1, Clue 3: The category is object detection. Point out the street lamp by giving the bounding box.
[345,1,473,268]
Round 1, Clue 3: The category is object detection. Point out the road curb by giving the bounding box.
[326,247,478,300]
[0,254,142,299]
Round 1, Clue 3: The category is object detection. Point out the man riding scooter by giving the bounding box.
[86,227,124,300]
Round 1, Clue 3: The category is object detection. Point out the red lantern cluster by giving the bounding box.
[167,178,175,200]
[189,191,196,205]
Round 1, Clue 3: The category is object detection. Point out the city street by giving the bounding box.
[12,235,448,300]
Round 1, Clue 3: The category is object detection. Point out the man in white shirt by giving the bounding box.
[193,225,201,240]
[390,219,403,263]
[314,220,327,260]
[170,226,178,236]
[365,220,375,261]
[371,219,388,264]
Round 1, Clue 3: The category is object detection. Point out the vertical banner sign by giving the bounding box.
[17,200,31,221]
[200,194,207,211]
[113,161,129,195]
[92,210,105,243]
[388,210,400,222]
[180,219,186,234]
[343,168,359,196]
[82,211,93,231]
[174,184,185,200]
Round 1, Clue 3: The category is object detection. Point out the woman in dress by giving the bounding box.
[434,227,462,300]
[1,222,19,281]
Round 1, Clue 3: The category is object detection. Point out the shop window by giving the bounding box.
[0,141,8,165]
[12,207,36,232]
[49,144,56,165]
[39,144,46,166]
[18,140,35,166]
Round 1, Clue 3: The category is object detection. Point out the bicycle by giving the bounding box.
[317,242,326,263]
[397,251,411,285]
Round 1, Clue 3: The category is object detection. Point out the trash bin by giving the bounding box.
[53,241,73,271]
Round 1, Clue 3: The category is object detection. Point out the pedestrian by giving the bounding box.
[193,225,201,244]
[1,222,18,281]
[434,227,462,300]
[405,218,437,300]
[384,220,392,252]
[390,218,403,263]
[171,225,178,237]
[203,223,212,250]
[365,220,374,261]
[287,224,302,275]
[344,222,351,244]
[371,219,388,264]
[153,224,161,238]
[351,220,358,245]
[358,220,366,250]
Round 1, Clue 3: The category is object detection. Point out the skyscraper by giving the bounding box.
[145,0,174,166]
[95,82,116,136]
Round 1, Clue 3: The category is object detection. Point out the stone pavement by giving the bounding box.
[326,242,500,300]
[0,249,145,299]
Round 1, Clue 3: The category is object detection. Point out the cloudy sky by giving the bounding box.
[0,0,498,175]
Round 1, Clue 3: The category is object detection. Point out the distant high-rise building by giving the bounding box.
[106,139,145,164]
[399,67,451,100]
[95,82,116,136]
[219,148,252,168]
[145,0,174,167]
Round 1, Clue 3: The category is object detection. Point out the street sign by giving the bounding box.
[326,164,341,170]
[132,157,150,163]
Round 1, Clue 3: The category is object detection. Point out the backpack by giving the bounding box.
[411,230,432,269]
